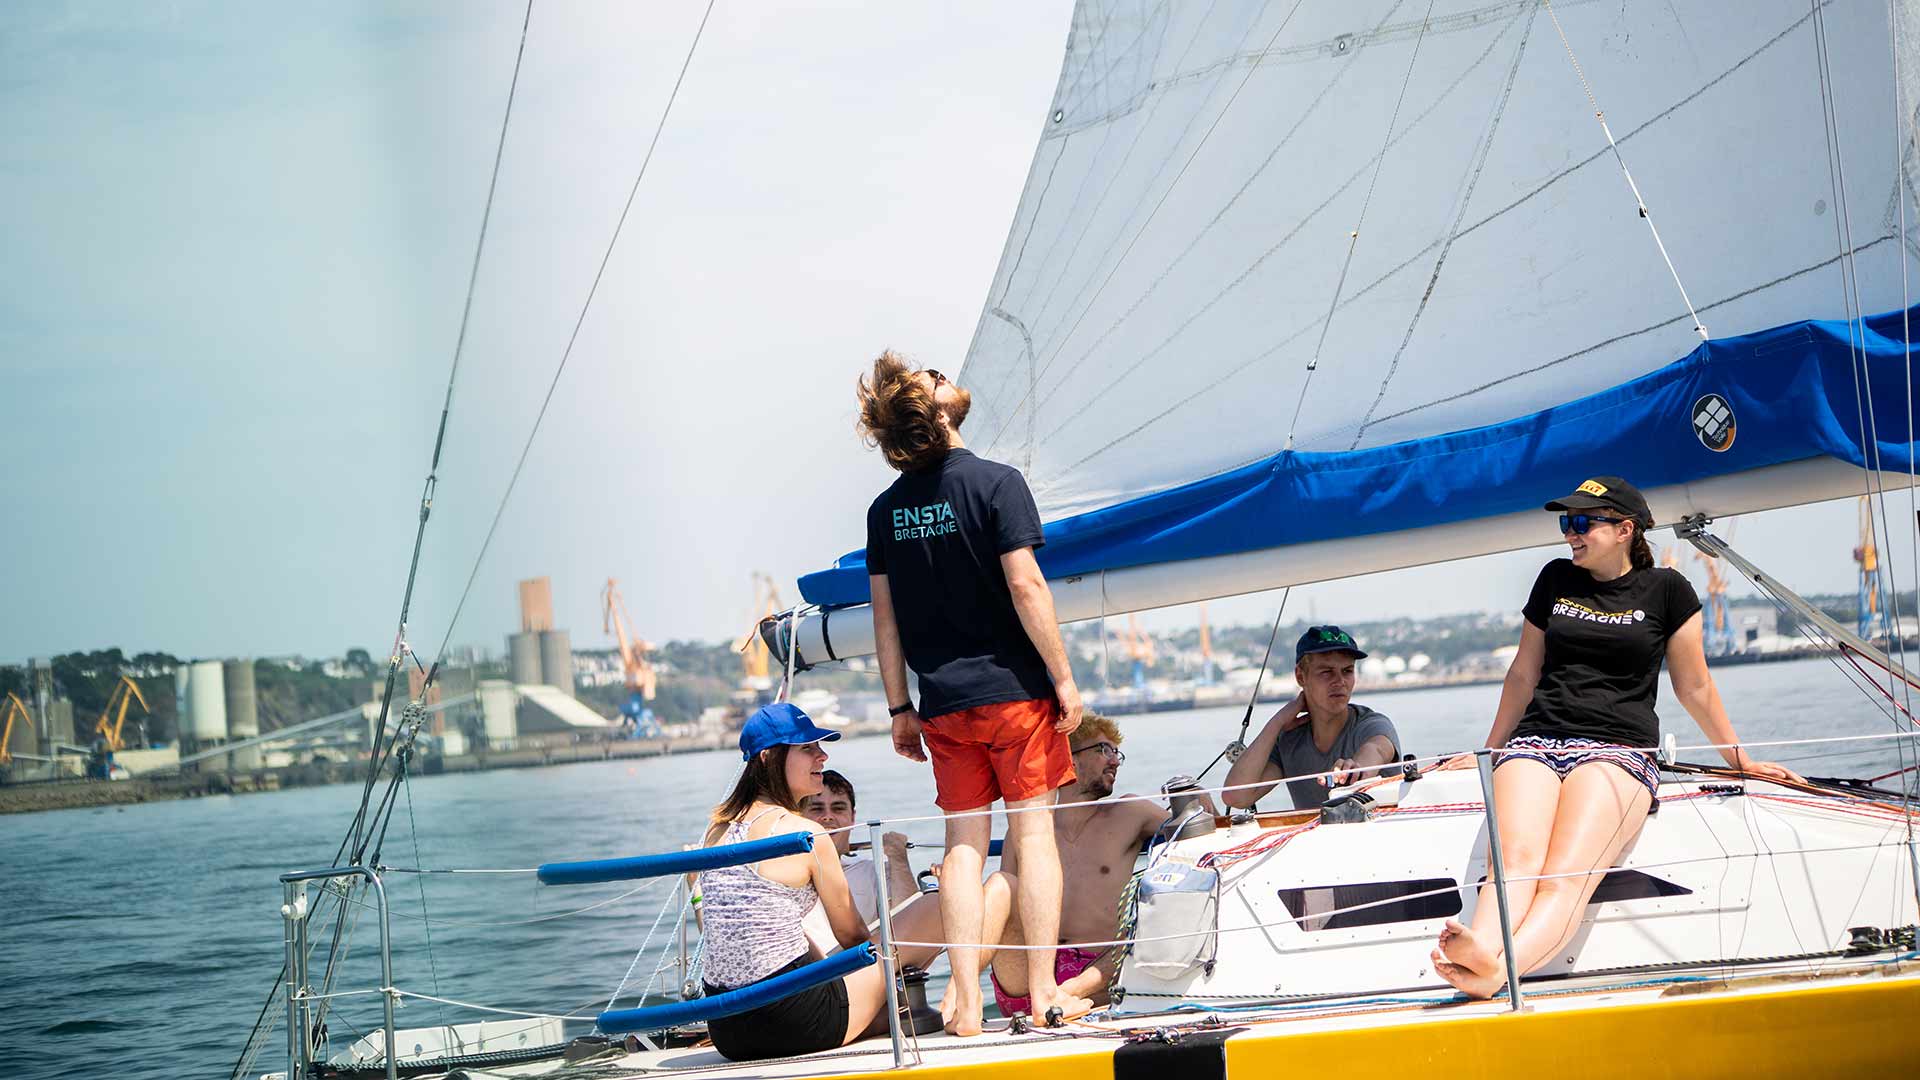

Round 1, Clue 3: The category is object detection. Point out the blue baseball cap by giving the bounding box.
[739,701,842,761]
[1295,625,1368,663]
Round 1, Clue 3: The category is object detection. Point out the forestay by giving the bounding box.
[795,0,1920,628]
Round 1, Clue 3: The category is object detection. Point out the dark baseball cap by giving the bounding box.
[1296,625,1367,663]
[1543,476,1652,526]
[739,701,842,761]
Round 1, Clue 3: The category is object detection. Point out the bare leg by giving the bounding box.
[940,871,1014,1022]
[1004,789,1092,1023]
[939,806,992,1036]
[1441,763,1651,1000]
[1433,759,1559,989]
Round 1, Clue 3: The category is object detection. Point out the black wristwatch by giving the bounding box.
[888,702,914,717]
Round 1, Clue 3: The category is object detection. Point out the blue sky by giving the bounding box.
[0,1,1909,664]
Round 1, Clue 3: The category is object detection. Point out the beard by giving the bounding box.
[940,385,972,431]
[1081,773,1115,799]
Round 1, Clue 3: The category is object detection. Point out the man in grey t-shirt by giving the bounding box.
[1222,625,1402,810]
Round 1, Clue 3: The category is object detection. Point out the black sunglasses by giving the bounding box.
[925,369,948,387]
[1560,513,1626,535]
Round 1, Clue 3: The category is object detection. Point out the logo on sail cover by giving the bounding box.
[1692,394,1736,452]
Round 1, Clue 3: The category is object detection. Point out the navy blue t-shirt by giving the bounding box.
[866,449,1055,719]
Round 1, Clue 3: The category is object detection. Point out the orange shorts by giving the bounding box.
[921,698,1075,811]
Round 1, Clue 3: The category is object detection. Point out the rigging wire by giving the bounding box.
[431,0,721,669]
[1286,1,1436,451]
[230,6,538,1074]
[1541,0,1708,340]
[1196,587,1290,782]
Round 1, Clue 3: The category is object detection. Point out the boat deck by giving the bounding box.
[393,958,1919,1080]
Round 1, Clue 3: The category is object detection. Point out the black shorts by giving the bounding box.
[704,955,850,1061]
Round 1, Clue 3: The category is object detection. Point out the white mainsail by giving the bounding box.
[783,0,1920,665]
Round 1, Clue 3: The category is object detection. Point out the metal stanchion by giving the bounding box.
[868,822,907,1069]
[1474,749,1526,1012]
[282,880,307,1080]
[281,866,398,1080]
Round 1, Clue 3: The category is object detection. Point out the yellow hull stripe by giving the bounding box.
[804,976,1920,1079]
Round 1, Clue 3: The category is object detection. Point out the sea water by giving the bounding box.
[2,657,1914,1080]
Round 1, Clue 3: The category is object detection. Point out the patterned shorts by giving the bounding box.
[1498,735,1661,809]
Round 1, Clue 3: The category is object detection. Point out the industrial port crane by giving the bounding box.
[601,578,661,737]
[1854,496,1889,639]
[737,572,781,690]
[93,675,151,752]
[1,692,32,767]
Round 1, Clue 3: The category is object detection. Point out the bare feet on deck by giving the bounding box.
[1029,988,1095,1027]
[943,983,984,1037]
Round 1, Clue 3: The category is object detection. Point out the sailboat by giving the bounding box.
[256,1,1920,1077]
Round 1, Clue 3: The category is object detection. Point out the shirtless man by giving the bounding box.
[988,714,1218,1015]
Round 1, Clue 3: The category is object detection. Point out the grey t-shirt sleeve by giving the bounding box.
[1349,710,1400,756]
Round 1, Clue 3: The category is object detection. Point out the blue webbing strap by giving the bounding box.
[538,830,815,886]
[596,944,877,1033]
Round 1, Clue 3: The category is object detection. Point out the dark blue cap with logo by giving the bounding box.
[1295,624,1368,663]
[739,701,842,761]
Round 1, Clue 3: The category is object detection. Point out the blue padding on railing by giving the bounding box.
[597,944,877,1033]
[537,831,815,886]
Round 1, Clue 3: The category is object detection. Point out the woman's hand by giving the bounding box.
[1726,750,1803,784]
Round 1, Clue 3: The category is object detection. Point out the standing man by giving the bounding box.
[1222,625,1403,810]
[856,349,1092,1034]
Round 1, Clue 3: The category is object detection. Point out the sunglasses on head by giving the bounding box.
[1560,513,1627,535]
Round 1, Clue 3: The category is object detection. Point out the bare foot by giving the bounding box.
[1029,988,1094,1026]
[943,984,983,1037]
[1436,918,1497,975]
[1431,948,1504,1000]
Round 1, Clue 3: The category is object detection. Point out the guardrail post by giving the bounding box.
[1474,749,1525,1012]
[282,880,307,1080]
[868,822,907,1069]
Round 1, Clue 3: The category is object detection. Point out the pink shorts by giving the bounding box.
[989,946,1103,1017]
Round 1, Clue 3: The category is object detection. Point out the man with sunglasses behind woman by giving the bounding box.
[1431,476,1800,999]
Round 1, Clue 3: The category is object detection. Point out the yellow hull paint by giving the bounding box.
[1224,978,1920,1078]
[800,975,1920,1079]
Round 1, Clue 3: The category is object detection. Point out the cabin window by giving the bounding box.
[1587,869,1692,903]
[1277,879,1462,931]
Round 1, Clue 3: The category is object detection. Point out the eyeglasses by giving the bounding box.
[1072,741,1125,763]
[1559,513,1626,535]
[925,369,948,388]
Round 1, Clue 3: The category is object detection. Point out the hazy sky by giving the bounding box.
[3,1,1915,665]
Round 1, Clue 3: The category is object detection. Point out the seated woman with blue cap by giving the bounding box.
[697,702,944,1060]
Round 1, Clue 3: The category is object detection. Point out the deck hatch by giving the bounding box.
[1276,878,1462,931]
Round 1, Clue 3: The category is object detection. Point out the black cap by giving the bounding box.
[1543,476,1652,527]
[1295,625,1368,663]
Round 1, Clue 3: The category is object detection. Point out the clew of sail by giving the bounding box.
[780,0,1920,666]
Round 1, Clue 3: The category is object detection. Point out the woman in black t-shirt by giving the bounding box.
[1430,476,1799,1000]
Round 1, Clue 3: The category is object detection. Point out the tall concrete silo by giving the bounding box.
[223,659,260,771]
[183,660,228,749]
[508,631,542,685]
[539,629,574,698]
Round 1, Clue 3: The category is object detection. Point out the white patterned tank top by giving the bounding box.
[698,808,821,989]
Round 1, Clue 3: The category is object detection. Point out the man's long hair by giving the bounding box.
[855,350,952,473]
[710,744,803,827]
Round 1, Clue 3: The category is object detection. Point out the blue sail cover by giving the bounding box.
[801,307,1920,609]
[798,1,1920,610]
